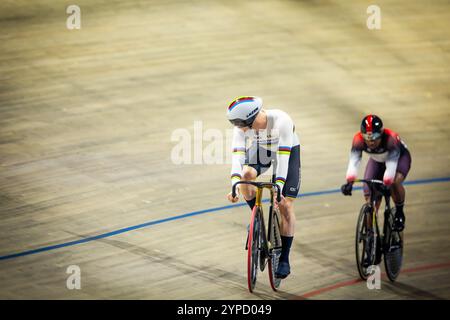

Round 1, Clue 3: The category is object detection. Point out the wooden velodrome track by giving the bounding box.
[0,0,449,300]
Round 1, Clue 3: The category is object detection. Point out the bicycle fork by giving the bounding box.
[244,189,270,259]
[244,209,269,256]
[365,205,379,265]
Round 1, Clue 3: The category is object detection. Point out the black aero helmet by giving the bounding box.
[361,115,384,140]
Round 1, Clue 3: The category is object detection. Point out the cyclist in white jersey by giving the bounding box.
[226,96,301,279]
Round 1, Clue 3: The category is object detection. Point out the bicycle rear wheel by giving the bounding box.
[355,204,377,280]
[247,206,261,293]
[384,208,403,282]
[268,207,282,291]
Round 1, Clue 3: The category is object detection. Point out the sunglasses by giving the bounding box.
[229,118,254,128]
[362,132,382,141]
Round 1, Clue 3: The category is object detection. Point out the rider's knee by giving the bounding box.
[279,197,294,214]
[241,166,257,181]
[391,181,404,194]
[393,172,405,186]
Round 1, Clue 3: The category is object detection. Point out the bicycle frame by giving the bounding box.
[232,180,281,255]
[348,179,403,281]
[232,181,281,205]
[232,180,282,292]
[354,179,395,265]
[355,179,391,233]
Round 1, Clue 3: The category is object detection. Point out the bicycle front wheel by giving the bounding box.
[355,204,377,280]
[268,207,282,291]
[247,206,261,293]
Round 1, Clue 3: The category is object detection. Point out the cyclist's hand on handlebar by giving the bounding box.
[341,182,353,196]
[227,190,239,203]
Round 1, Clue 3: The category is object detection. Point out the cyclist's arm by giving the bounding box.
[230,127,246,188]
[346,133,363,182]
[275,115,294,193]
[383,136,401,185]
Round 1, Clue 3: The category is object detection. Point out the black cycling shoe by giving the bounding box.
[275,261,291,279]
[393,212,405,232]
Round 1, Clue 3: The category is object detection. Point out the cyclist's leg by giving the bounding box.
[391,149,411,205]
[241,144,272,210]
[363,158,384,217]
[240,166,258,209]
[391,172,405,204]
[279,144,300,236]
[276,145,300,278]
[391,149,411,230]
[362,158,384,267]
[278,197,295,262]
[279,198,296,235]
[276,197,295,278]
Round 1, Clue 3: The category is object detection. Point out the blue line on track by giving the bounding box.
[1,176,449,261]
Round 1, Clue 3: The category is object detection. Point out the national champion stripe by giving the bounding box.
[231,173,242,180]
[276,177,286,184]
[228,97,255,111]
[278,146,291,155]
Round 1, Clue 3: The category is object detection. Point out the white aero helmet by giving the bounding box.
[227,96,262,128]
